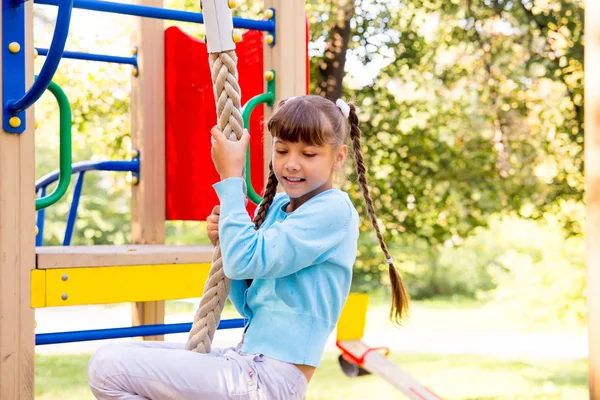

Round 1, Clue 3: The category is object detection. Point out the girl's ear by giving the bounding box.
[333,144,348,170]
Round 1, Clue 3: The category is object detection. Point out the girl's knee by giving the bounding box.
[87,343,127,395]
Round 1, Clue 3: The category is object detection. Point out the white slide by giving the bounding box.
[337,340,443,400]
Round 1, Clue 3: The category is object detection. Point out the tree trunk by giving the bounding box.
[315,0,355,100]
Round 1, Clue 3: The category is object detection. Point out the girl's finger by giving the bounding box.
[210,127,224,141]
[240,129,250,147]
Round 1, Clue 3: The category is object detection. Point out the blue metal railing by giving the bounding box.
[34,0,276,35]
[36,48,138,67]
[36,319,246,345]
[6,0,73,115]
[63,171,85,245]
[36,187,47,243]
[35,159,139,246]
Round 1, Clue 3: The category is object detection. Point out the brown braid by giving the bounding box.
[252,161,279,230]
[348,103,410,324]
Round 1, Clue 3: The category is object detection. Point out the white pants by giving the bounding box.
[87,341,308,399]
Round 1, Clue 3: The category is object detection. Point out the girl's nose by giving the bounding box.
[285,155,300,171]
[285,163,300,172]
[285,159,300,172]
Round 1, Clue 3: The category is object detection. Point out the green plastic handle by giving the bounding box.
[36,79,72,210]
[242,70,276,205]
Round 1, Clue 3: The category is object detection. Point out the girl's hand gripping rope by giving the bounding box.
[210,126,251,180]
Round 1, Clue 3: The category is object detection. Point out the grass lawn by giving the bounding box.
[361,293,587,335]
[35,351,587,400]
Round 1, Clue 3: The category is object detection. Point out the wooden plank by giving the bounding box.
[337,340,442,400]
[586,2,600,398]
[262,0,307,179]
[130,0,167,339]
[36,245,213,269]
[32,263,211,307]
[130,3,165,245]
[0,1,35,398]
[263,0,307,98]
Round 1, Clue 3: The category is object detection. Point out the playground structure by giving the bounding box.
[0,1,597,400]
[0,0,449,398]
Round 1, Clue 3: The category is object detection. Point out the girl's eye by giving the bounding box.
[304,153,316,158]
[275,150,287,155]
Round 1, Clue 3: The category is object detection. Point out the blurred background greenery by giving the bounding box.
[32,0,587,398]
[34,0,585,330]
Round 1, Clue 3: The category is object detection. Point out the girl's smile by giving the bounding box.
[272,138,347,211]
[282,176,306,185]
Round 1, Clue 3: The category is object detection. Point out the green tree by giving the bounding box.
[307,0,583,294]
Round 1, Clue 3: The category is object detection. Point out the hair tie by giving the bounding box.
[336,98,350,118]
[387,257,393,265]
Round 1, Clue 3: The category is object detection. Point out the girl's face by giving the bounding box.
[272,137,348,209]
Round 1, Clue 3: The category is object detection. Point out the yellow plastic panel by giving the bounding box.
[30,269,46,308]
[336,292,369,341]
[42,263,211,307]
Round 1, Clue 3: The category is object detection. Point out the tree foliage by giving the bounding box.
[311,0,583,246]
[308,1,584,315]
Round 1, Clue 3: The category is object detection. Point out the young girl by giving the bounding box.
[88,95,409,399]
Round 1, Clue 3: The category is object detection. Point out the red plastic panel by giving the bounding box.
[165,27,265,221]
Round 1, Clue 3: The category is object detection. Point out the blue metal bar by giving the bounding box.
[35,159,139,191]
[34,0,275,34]
[36,48,138,67]
[36,187,47,246]
[63,171,85,246]
[93,159,141,172]
[3,0,27,133]
[6,0,73,115]
[36,318,246,345]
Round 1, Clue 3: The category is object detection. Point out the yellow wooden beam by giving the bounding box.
[31,263,210,308]
[336,293,369,341]
[30,270,46,308]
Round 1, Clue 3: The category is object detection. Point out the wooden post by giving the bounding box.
[586,1,600,398]
[0,1,36,398]
[262,0,307,177]
[130,0,166,341]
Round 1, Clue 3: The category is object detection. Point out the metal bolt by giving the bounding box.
[9,116,21,128]
[8,42,20,53]
[232,29,242,43]
[61,293,68,301]
[264,71,274,82]
[61,274,68,281]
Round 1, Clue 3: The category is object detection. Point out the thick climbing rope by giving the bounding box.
[185,50,244,353]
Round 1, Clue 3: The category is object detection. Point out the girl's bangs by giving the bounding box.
[267,98,333,146]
